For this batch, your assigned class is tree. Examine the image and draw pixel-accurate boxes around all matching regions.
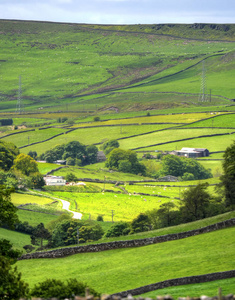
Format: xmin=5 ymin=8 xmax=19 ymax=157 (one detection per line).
xmin=105 ymin=222 xmax=130 ymax=237
xmin=31 ymin=223 xmax=51 ymax=248
xmin=13 ymin=153 xmax=39 ymax=176
xmin=65 ymin=172 xmax=78 ymax=182
xmin=102 ymin=139 xmax=120 ymax=155
xmin=28 ymin=150 xmax=37 ymax=160
xmin=180 ymin=183 xmax=211 ymax=221
xmin=29 ymin=172 xmax=45 ymax=189
xmin=106 ymin=148 xmax=146 ymax=175
xmin=0 ymin=187 xmax=29 ymax=300
xmin=0 ymin=185 xmax=18 ymax=228
xmin=161 ymin=154 xmax=212 ymax=180
xmin=86 ymin=145 xmax=98 ymax=164
xmin=30 ymin=278 xmax=99 ymax=299
xmin=0 ymin=140 xmax=19 ymax=171
xmin=130 ymin=213 xmax=152 ymax=233
xmin=220 ymin=141 xmax=235 ymax=208
xmin=0 ymin=255 xmax=29 ymax=300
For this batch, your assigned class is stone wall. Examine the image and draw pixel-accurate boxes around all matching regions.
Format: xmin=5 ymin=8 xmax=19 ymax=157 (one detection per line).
xmin=109 ymin=270 xmax=235 ymax=297
xmin=19 ymin=218 xmax=235 ymax=260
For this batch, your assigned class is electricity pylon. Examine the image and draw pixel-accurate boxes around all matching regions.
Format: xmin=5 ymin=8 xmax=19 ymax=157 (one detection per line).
xmin=198 ymin=60 xmax=208 ymax=102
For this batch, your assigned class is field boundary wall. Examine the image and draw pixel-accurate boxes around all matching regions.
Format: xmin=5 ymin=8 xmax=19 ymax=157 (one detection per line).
xmin=19 ymin=218 xmax=235 ymax=260
xmin=109 ymin=270 xmax=235 ymax=297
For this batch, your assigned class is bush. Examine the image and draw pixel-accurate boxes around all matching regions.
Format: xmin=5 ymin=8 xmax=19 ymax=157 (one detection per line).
xmin=97 ymin=215 xmax=104 ymax=222
xmin=30 ymin=278 xmax=99 ymax=299
xmin=130 ymin=213 xmax=152 ymax=234
xmin=105 ymin=222 xmax=130 ymax=237
xmin=93 ymin=116 xmax=100 ymax=122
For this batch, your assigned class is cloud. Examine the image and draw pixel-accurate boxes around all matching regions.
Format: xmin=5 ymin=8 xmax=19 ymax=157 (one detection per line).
xmin=0 ymin=0 xmax=234 ymax=24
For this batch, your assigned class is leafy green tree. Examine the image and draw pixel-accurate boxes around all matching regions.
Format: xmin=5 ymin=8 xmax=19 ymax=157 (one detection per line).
xmin=220 ymin=141 xmax=235 ymax=208
xmin=30 ymin=278 xmax=99 ymax=299
xmin=182 ymin=172 xmax=195 ymax=181
xmin=102 ymin=139 xmax=120 ymax=155
xmin=0 ymin=140 xmax=19 ymax=171
xmin=152 ymin=202 xmax=178 ymax=228
xmin=29 ymin=172 xmax=45 ymax=189
xmin=0 ymin=256 xmax=29 ymax=300
xmin=0 ymin=171 xmax=18 ymax=189
xmin=66 ymin=157 xmax=75 ymax=166
xmin=0 ymin=187 xmax=29 ymax=300
xmin=27 ymin=150 xmax=37 ymax=160
xmin=105 ymin=222 xmax=130 ymax=237
xmin=51 ymin=220 xmax=104 ymax=247
xmin=13 ymin=153 xmax=39 ymax=176
xmin=65 ymin=172 xmax=78 ymax=182
xmin=118 ymin=159 xmax=132 ymax=173
xmin=31 ymin=223 xmax=51 ymax=248
xmin=106 ymin=148 xmax=146 ymax=175
xmin=44 ymin=149 xmax=55 ymax=163
xmin=93 ymin=116 xmax=100 ymax=122
xmin=161 ymin=154 xmax=212 ymax=179
xmin=0 ymin=186 xmax=18 ymax=228
xmin=180 ymin=183 xmax=211 ymax=221
xmin=130 ymin=213 xmax=152 ymax=233
xmin=86 ymin=145 xmax=98 ymax=164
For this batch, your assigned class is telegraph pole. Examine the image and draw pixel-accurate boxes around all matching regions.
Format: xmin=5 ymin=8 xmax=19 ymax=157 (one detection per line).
xmin=111 ymin=210 xmax=115 ymax=223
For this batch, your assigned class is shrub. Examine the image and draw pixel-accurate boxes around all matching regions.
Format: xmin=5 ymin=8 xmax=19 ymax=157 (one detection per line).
xmin=93 ymin=116 xmax=100 ymax=122
xmin=30 ymin=278 xmax=99 ymax=299
xmin=105 ymin=222 xmax=130 ymax=237
xmin=97 ymin=215 xmax=104 ymax=222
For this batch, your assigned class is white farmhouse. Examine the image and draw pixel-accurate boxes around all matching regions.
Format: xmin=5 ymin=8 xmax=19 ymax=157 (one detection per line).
xmin=44 ymin=175 xmax=66 ymax=186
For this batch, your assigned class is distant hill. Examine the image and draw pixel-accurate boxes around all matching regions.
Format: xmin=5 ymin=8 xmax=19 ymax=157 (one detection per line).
xmin=0 ymin=20 xmax=234 ymax=112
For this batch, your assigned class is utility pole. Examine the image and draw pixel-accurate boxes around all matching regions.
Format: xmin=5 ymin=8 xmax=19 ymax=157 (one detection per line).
xmin=111 ymin=210 xmax=115 ymax=223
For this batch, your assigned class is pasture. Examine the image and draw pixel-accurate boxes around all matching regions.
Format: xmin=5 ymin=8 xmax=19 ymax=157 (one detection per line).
xmin=16 ymin=227 xmax=235 ymax=293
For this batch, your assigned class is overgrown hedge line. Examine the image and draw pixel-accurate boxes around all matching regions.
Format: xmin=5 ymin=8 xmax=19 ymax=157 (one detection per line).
xmin=19 ymin=218 xmax=235 ymax=260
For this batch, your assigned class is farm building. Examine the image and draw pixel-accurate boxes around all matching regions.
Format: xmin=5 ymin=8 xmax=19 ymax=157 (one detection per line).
xmin=158 ymin=175 xmax=178 ymax=182
xmin=173 ymin=147 xmax=209 ymax=158
xmin=97 ymin=151 xmax=106 ymax=162
xmin=44 ymin=175 xmax=66 ymax=186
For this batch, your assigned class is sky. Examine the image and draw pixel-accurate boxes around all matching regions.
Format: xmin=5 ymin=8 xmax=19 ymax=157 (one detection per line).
xmin=0 ymin=0 xmax=234 ymax=25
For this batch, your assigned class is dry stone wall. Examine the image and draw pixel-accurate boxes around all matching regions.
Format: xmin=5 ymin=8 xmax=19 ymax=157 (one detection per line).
xmin=19 ymin=218 xmax=235 ymax=260
xmin=109 ymin=270 xmax=235 ymax=297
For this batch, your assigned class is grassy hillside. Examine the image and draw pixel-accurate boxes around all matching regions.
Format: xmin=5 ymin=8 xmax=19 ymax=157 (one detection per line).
xmin=16 ymin=227 xmax=235 ymax=293
xmin=0 ymin=20 xmax=234 ymax=113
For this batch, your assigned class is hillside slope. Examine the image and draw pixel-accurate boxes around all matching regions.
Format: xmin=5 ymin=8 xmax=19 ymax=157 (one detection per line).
xmin=0 ymin=20 xmax=234 ymax=112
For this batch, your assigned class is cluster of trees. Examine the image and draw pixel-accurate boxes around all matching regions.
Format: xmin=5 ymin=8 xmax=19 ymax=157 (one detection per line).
xmin=0 ymin=141 xmax=45 ymax=190
xmin=106 ymin=148 xmax=146 ymax=175
xmin=157 ymin=154 xmax=213 ymax=180
xmin=0 ymin=118 xmax=13 ymax=126
xmin=40 ymin=141 xmax=98 ymax=166
xmin=101 ymin=139 xmax=120 ymax=155
xmin=51 ymin=218 xmax=104 ymax=247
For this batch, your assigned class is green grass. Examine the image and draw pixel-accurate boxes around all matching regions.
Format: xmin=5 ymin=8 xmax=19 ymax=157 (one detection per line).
xmin=0 ymin=20 xmax=234 ymax=113
xmin=16 ymin=227 xmax=235 ymax=294
xmin=17 ymin=208 xmax=61 ymax=226
xmin=181 ymin=113 xmax=235 ymax=128
xmin=140 ymin=278 xmax=235 ymax=298
xmin=41 ymin=190 xmax=175 ymax=222
xmin=11 ymin=192 xmax=54 ymax=206
xmin=0 ymin=227 xmax=31 ymax=250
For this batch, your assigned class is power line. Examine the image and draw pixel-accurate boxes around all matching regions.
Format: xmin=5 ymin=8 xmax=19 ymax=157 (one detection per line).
xmin=198 ymin=60 xmax=208 ymax=102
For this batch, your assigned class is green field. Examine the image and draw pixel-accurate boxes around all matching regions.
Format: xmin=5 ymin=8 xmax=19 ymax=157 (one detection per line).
xmin=17 ymin=227 xmax=235 ymax=293
xmin=0 ymin=20 xmax=234 ymax=113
